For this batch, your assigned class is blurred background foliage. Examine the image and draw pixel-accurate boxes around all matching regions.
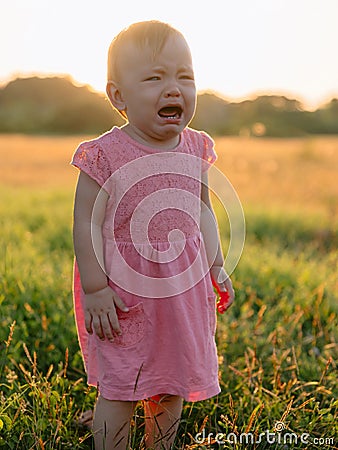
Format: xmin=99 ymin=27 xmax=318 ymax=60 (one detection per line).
xmin=0 ymin=76 xmax=337 ymax=137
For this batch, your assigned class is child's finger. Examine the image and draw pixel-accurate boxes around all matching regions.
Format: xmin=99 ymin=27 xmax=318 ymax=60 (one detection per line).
xmin=113 ymin=294 xmax=129 ymax=313
xmin=217 ymin=278 xmax=235 ymax=308
xmin=108 ymin=309 xmax=122 ymax=335
xmin=85 ymin=311 xmax=93 ymax=334
xmin=92 ymin=315 xmax=104 ymax=340
xmin=227 ymin=280 xmax=235 ymax=298
xmin=100 ymin=314 xmax=115 ymax=341
xmin=222 ymin=279 xmax=235 ymax=304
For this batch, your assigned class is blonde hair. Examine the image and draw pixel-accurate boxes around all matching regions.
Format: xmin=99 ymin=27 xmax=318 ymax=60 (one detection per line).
xmin=107 ymin=20 xmax=185 ymax=82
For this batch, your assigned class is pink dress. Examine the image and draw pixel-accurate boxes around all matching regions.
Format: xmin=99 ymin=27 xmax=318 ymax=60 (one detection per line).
xmin=71 ymin=127 xmax=220 ymax=402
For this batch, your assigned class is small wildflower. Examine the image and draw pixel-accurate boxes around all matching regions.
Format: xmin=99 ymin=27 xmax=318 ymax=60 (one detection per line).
xmin=6 ymin=369 xmax=18 ymax=384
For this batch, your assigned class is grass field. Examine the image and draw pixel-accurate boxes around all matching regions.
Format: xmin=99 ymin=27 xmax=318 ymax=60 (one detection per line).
xmin=0 ymin=133 xmax=337 ymax=449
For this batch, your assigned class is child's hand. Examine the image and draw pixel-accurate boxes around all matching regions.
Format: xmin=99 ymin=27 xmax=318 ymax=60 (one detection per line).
xmin=84 ymin=286 xmax=129 ymax=341
xmin=210 ymin=266 xmax=235 ymax=312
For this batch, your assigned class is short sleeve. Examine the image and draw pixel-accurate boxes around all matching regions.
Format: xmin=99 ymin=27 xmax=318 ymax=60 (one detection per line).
xmin=71 ymin=140 xmax=111 ymax=187
xmin=200 ymin=131 xmax=217 ymax=172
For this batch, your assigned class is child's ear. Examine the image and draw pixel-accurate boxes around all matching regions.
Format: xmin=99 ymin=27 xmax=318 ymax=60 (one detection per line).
xmin=106 ymin=81 xmax=126 ymax=112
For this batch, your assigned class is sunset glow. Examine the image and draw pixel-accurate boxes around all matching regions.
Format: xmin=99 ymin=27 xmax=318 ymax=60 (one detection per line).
xmin=1 ymin=0 xmax=338 ymax=109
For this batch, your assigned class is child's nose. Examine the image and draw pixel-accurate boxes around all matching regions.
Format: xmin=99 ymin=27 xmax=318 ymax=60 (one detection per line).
xmin=164 ymin=84 xmax=181 ymax=97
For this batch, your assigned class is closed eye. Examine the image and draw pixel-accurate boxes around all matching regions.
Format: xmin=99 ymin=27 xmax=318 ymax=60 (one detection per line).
xmin=179 ymin=74 xmax=195 ymax=81
xmin=144 ymin=76 xmax=161 ymax=81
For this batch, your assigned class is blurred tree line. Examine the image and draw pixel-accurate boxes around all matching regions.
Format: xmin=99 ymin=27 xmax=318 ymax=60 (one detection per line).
xmin=0 ymin=76 xmax=337 ymax=137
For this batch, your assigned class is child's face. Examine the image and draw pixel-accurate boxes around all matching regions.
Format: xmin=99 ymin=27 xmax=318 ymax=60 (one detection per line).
xmin=110 ymin=34 xmax=196 ymax=148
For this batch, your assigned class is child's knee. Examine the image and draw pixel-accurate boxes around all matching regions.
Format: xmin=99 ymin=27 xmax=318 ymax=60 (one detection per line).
xmin=148 ymin=394 xmax=181 ymax=404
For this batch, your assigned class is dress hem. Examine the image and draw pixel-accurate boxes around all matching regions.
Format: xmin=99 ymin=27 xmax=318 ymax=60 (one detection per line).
xmin=88 ymin=378 xmax=221 ymax=403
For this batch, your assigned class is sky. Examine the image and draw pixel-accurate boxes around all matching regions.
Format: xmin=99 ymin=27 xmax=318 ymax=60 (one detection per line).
xmin=1 ymin=0 xmax=338 ymax=110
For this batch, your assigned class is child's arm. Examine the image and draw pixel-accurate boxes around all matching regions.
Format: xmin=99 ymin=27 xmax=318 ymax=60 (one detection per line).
xmin=200 ymin=171 xmax=235 ymax=309
xmin=73 ymin=172 xmax=128 ymax=341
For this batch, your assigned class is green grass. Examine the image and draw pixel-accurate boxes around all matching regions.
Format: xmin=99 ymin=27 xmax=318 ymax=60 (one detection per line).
xmin=0 ymin=179 xmax=337 ymax=448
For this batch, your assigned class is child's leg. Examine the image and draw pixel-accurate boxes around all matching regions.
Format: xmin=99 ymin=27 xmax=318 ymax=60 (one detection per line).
xmin=93 ymin=395 xmax=136 ymax=450
xmin=144 ymin=394 xmax=183 ymax=449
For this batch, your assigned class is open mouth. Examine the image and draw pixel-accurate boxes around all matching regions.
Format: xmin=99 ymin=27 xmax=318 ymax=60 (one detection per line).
xmin=158 ymin=106 xmax=183 ymax=120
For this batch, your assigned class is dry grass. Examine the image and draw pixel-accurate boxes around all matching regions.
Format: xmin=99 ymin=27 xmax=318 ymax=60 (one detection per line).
xmin=0 ymin=134 xmax=88 ymax=188
xmin=214 ymin=135 xmax=338 ymax=215
xmin=1 ymin=133 xmax=337 ymax=215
